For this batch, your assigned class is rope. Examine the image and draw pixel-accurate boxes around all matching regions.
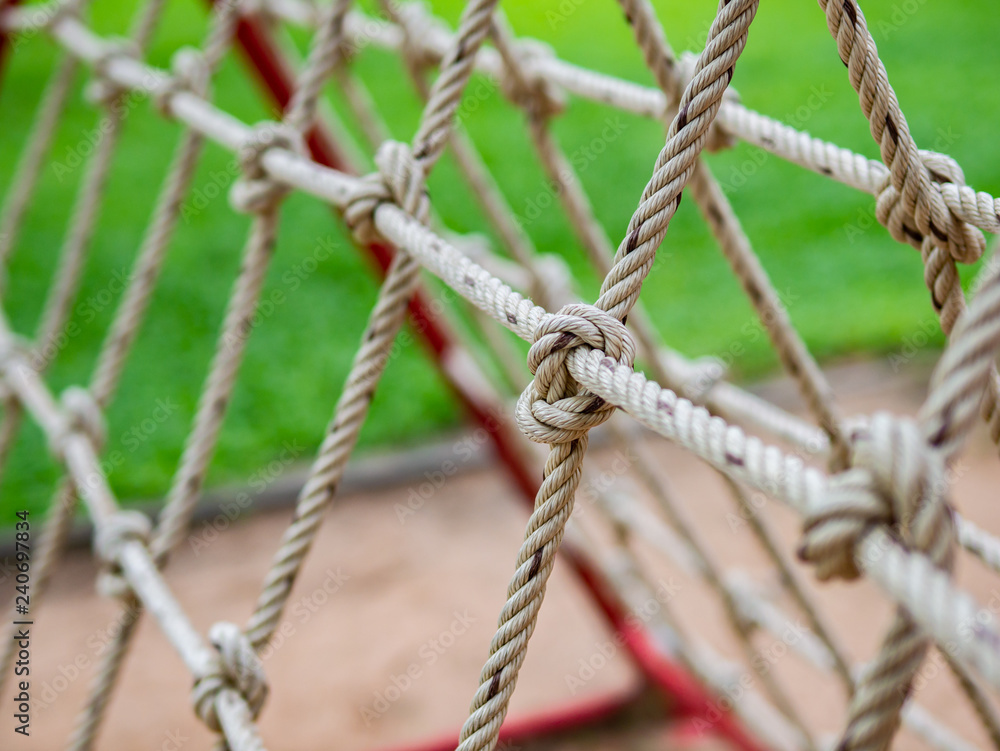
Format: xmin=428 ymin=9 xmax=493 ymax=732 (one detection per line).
xmin=247 ymin=0 xmax=498 ymax=654
xmin=458 ymin=3 xmax=760 ymax=748
xmin=4 ymin=0 xmax=1000 ymax=749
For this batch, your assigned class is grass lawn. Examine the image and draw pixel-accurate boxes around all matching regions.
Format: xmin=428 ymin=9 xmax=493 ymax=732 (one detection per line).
xmin=1 ymin=0 xmax=998 ymax=520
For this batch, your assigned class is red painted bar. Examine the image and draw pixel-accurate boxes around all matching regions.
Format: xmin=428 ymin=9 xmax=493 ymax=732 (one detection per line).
xmin=223 ymin=13 xmax=767 ymax=751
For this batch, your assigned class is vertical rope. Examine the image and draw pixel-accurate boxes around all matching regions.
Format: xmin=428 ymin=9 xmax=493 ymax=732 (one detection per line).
xmin=245 ymin=0 xmax=505 ymax=651
xmin=458 ymin=3 xmax=759 ymax=749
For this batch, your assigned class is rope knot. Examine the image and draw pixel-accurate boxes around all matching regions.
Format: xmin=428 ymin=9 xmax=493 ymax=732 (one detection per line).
xmin=675 ymin=51 xmax=738 ymax=152
xmin=84 ymin=37 xmax=139 ymax=107
xmin=154 ymin=47 xmax=211 ymax=118
xmin=229 ymin=122 xmax=306 ymax=214
xmin=344 ymin=140 xmax=430 ymax=244
xmin=93 ymin=510 xmax=151 ymax=599
xmin=515 ymin=304 xmax=635 ymax=444
xmin=53 ymin=386 xmax=107 ymax=458
xmin=875 ymin=149 xmax=985 ymax=264
xmin=798 ymin=412 xmax=954 ymax=581
xmin=500 ymin=40 xmax=566 ymax=120
xmin=192 ymin=622 xmax=269 ymax=731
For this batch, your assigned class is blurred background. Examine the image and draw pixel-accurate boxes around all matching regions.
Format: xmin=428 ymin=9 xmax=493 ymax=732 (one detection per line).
xmin=3 ymin=1 xmax=1000 ymax=749
xmin=3 ymin=0 xmax=999 ymax=515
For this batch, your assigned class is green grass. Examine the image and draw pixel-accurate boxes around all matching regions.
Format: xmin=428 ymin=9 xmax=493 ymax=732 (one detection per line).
xmin=1 ymin=0 xmax=998 ymax=519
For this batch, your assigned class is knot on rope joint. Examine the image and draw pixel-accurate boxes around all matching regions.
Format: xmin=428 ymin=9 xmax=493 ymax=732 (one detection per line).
xmin=53 ymin=386 xmax=108 ymax=458
xmin=154 ymin=47 xmax=212 ymax=118
xmin=85 ymin=37 xmax=140 ymax=108
xmin=515 ymin=303 xmax=635 ymax=445
xmin=875 ymin=148 xmax=985 ymax=264
xmin=229 ymin=122 xmax=307 ymax=214
xmin=500 ymin=39 xmax=566 ymax=120
xmin=797 ymin=412 xmax=955 ymax=581
xmin=193 ymin=622 xmax=269 ymax=732
xmin=344 ymin=140 xmax=430 ymax=244
xmin=93 ymin=510 xmax=151 ymax=599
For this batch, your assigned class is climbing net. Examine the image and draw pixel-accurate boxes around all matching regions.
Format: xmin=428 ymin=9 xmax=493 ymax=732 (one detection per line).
xmin=2 ymin=0 xmax=1000 ymax=748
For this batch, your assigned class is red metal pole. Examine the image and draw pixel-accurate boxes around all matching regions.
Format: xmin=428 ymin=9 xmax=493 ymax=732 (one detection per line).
xmin=0 ymin=0 xmax=22 ymax=97
xmin=222 ymin=12 xmax=768 ymax=751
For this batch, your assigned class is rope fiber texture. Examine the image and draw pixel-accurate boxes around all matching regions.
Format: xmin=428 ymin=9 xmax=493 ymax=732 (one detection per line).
xmin=3 ymin=0 xmax=1000 ymax=750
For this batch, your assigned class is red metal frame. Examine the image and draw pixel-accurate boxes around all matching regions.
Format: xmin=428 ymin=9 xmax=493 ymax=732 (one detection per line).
xmin=225 ymin=14 xmax=767 ymax=751
xmin=0 ymin=8 xmax=767 ymax=750
xmin=0 ymin=0 xmax=21 ymax=97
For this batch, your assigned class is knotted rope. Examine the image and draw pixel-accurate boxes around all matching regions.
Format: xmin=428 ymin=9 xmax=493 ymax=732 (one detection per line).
xmin=53 ymin=386 xmax=107 ymax=458
xmin=193 ymin=622 xmax=269 ymax=732
xmin=818 ymin=0 xmax=985 ymax=271
xmin=229 ymin=122 xmax=308 ymax=215
xmin=495 ymin=36 xmax=565 ymax=121
xmin=84 ymin=37 xmax=139 ymax=107
xmin=8 ymin=0 xmax=1000 ymax=748
xmin=799 ymin=413 xmax=955 ymax=751
xmin=515 ymin=303 xmax=635 ymax=444
xmin=344 ymin=139 xmax=431 ymax=244
xmin=154 ymin=46 xmax=211 ymax=117
xmin=459 ymin=3 xmax=760 ymax=749
xmin=93 ymin=510 xmax=151 ymax=599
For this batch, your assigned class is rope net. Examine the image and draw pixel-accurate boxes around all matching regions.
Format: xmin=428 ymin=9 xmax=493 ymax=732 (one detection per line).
xmin=1 ymin=0 xmax=1000 ymax=749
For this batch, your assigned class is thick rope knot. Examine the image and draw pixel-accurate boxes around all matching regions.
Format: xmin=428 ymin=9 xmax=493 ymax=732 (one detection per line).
xmin=500 ymin=40 xmax=566 ymax=120
xmin=343 ymin=140 xmax=431 ymax=244
xmin=515 ymin=304 xmax=635 ymax=444
xmin=798 ymin=412 xmax=955 ymax=581
xmin=53 ymin=386 xmax=107 ymax=458
xmin=192 ymin=622 xmax=269 ymax=732
xmin=84 ymin=37 xmax=139 ymax=107
xmin=154 ymin=47 xmax=211 ymax=118
xmin=93 ymin=510 xmax=151 ymax=599
xmin=675 ymin=51 xmax=738 ymax=153
xmin=875 ymin=149 xmax=985 ymax=264
xmin=229 ymin=122 xmax=307 ymax=214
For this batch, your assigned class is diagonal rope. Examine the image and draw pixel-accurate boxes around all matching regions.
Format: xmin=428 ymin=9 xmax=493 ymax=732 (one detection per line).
xmin=5 ymin=2 xmax=1000 ymax=748
xmin=245 ymin=0 xmax=506 ymax=653
xmin=458 ymin=3 xmax=760 ymax=748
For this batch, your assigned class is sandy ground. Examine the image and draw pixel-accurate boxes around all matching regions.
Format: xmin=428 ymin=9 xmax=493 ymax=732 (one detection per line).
xmin=3 ymin=357 xmax=1000 ymax=751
